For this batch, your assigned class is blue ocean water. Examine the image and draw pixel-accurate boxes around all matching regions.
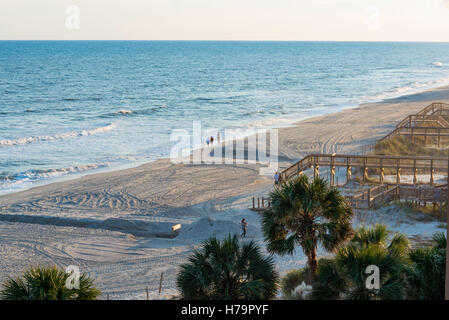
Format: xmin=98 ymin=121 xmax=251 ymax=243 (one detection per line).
xmin=1 ymin=41 xmax=449 ymax=194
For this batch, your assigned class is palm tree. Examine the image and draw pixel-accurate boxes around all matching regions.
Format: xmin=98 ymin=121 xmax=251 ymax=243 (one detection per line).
xmin=177 ymin=234 xmax=279 ymax=300
xmin=1 ymin=265 xmax=100 ymax=300
xmin=262 ymin=174 xmax=353 ymax=280
xmin=312 ymin=224 xmax=410 ymax=300
xmin=406 ymin=232 xmax=446 ymax=300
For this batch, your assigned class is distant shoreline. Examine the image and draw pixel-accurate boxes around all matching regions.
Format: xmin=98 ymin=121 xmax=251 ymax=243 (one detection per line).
xmin=3 ymin=83 xmax=449 ymax=198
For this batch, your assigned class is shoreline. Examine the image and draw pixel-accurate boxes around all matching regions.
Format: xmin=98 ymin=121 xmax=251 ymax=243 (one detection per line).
xmin=4 ymin=81 xmax=449 ymax=197
xmin=2 ymin=84 xmax=449 ymax=206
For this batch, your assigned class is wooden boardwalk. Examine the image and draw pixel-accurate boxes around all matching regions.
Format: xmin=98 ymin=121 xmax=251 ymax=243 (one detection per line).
xmin=375 ymin=102 xmax=449 ymax=146
xmin=251 ymin=103 xmax=449 ymax=212
xmin=281 ymin=153 xmax=448 ymax=186
xmin=378 ymin=126 xmax=449 ymax=146
xmin=348 ymin=184 xmax=447 ymax=209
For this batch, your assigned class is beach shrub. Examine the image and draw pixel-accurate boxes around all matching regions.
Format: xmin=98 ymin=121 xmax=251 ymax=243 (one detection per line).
xmin=280 ymin=267 xmax=310 ymax=299
xmin=405 ymin=232 xmax=446 ymax=300
xmin=262 ymin=175 xmax=354 ymax=281
xmin=176 ymin=234 xmax=279 ymax=300
xmin=311 ymin=224 xmax=410 ymax=300
xmin=0 ymin=265 xmax=100 ymax=300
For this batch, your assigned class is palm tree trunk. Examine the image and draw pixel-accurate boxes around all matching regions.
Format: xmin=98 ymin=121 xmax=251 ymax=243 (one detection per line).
xmin=307 ymin=247 xmax=318 ymax=282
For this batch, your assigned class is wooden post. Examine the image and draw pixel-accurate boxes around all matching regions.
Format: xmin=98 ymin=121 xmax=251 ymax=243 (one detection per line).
xmin=346 ymin=157 xmax=351 ymax=184
xmin=379 ymin=159 xmax=383 ymax=184
xmin=107 ymin=293 xmax=109 ymax=300
xmin=396 ymin=160 xmax=400 ymax=185
xmin=159 ymin=272 xmax=164 ymax=294
xmin=257 ymin=198 xmax=260 ymax=208
xmin=367 ymin=188 xmax=371 ymax=208
xmin=430 ymin=160 xmax=434 ymax=186
xmin=380 ymin=168 xmax=384 ymax=184
xmin=330 ymin=155 xmax=335 ymax=186
xmin=364 ymin=167 xmax=368 ymax=183
xmin=146 ymin=286 xmax=149 ymax=300
xmin=362 ymin=158 xmax=367 ymax=184
xmin=252 ymin=197 xmax=255 ymax=209
xmin=413 ymin=159 xmax=417 ymax=185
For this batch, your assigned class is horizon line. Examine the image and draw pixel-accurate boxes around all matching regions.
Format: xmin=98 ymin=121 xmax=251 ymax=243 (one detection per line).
xmin=1 ymin=39 xmax=449 ymax=43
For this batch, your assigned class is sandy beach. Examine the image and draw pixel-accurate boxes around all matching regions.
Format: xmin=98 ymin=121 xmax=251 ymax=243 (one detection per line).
xmin=1 ymin=85 xmax=449 ymax=299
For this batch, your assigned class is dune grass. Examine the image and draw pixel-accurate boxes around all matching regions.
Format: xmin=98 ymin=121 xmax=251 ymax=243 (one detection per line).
xmin=390 ymin=200 xmax=446 ymax=222
xmin=375 ymin=136 xmax=449 ymax=157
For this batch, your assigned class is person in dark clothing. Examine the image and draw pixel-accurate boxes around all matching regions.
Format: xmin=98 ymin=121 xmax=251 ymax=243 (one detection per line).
xmin=241 ymin=218 xmax=248 ymax=238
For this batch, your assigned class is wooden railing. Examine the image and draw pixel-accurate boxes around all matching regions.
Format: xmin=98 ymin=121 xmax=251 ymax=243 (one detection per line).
xmin=377 ymin=126 xmax=449 ymax=146
xmin=395 ymin=102 xmax=449 ymax=128
xmin=347 ymin=184 xmax=447 ymax=209
xmin=395 ymin=114 xmax=449 ymax=129
xmin=250 ymin=197 xmax=271 ymax=212
xmin=416 ymin=102 xmax=449 ymax=116
xmin=347 ymin=184 xmax=399 ymax=209
xmin=281 ymin=153 xmax=448 ymax=183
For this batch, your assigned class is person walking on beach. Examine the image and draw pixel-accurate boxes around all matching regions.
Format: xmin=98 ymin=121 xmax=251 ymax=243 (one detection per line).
xmin=241 ymin=218 xmax=247 ymax=238
xmin=274 ymin=171 xmax=280 ymax=188
xmin=206 ymin=136 xmax=210 ymax=147
xmin=210 ymin=136 xmax=214 ymax=145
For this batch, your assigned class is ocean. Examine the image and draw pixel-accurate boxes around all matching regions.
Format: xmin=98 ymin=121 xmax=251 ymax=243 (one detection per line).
xmin=1 ymin=41 xmax=449 ymax=194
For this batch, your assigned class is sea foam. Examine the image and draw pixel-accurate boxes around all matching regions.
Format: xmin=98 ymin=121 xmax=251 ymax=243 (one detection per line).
xmin=0 ymin=123 xmax=117 ymax=147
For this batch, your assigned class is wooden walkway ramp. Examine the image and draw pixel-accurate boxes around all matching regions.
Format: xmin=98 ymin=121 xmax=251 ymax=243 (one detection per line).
xmin=349 ymin=184 xmax=447 ymax=209
xmin=375 ymin=102 xmax=449 ymax=146
xmin=415 ymin=102 xmax=449 ymax=116
xmin=250 ymin=103 xmax=449 ymax=212
xmin=281 ymin=153 xmax=448 ymax=185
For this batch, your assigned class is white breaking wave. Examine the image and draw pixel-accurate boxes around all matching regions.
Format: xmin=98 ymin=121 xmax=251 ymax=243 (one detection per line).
xmin=0 ymin=123 xmax=117 ymax=147
xmin=245 ymin=117 xmax=295 ymax=129
xmin=361 ymin=77 xmax=449 ymax=103
xmin=0 ymin=162 xmax=113 ymax=194
xmin=116 ymin=109 xmax=133 ymax=115
xmin=432 ymin=61 xmax=443 ymax=67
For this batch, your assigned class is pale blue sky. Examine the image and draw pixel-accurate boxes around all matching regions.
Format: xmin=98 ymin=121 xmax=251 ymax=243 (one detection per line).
xmin=1 ymin=0 xmax=449 ymax=41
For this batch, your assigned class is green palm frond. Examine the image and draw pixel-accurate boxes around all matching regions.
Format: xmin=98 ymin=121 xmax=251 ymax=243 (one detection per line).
xmin=1 ymin=265 xmax=100 ymax=300
xmin=351 ymin=224 xmax=389 ymax=247
xmin=312 ymin=224 xmax=410 ymax=300
xmin=432 ymin=232 xmax=446 ymax=249
xmin=262 ymin=174 xmax=354 ymax=278
xmin=406 ymin=234 xmax=446 ymax=300
xmin=0 ymin=277 xmax=31 ymax=300
xmin=177 ymin=234 xmax=279 ymax=300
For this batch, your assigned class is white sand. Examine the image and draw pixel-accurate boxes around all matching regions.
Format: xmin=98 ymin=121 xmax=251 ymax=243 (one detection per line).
xmin=1 ymin=86 xmax=449 ymax=299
